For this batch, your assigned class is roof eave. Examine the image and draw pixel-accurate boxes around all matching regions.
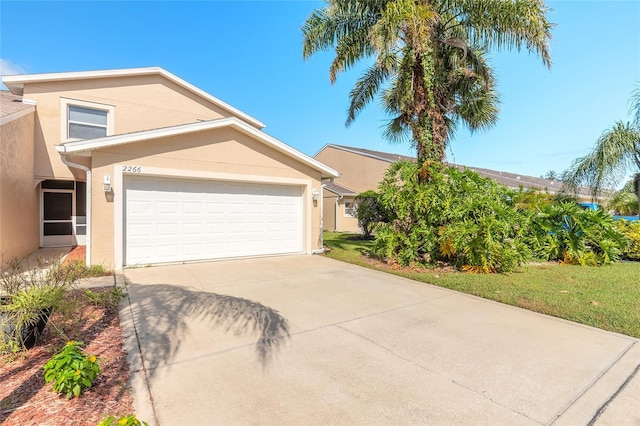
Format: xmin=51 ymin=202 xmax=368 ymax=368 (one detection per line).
xmin=56 ymin=118 xmax=340 ymax=179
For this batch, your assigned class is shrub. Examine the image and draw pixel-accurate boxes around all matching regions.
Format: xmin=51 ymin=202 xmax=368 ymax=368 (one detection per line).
xmin=83 ymin=286 xmax=127 ymax=310
xmin=1 ymin=257 xmax=78 ymax=352
xmin=354 ymin=190 xmax=389 ymax=238
xmin=528 ymin=202 xmax=626 ymax=265
xmin=615 ymin=219 xmax=640 ymax=260
xmin=373 ymin=162 xmax=532 ymax=273
xmin=98 ymin=414 xmax=148 ymax=426
xmin=43 ymin=340 xmax=101 ymax=398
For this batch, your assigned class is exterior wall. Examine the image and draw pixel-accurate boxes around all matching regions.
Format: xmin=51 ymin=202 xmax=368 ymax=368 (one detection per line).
xmin=89 ymin=127 xmax=324 ymax=268
xmin=22 ymin=74 xmax=241 ymax=181
xmin=0 ymin=112 xmax=39 ymax=260
xmin=336 ymin=196 xmax=360 ymax=233
xmin=321 ymin=190 xmax=360 ymax=233
xmin=315 ymin=146 xmax=392 ymax=193
xmin=322 ymin=189 xmax=338 ymax=232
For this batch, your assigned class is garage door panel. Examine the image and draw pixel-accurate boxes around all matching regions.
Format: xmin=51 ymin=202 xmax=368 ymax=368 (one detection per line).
xmin=157 ymin=223 xmax=178 ymax=236
xmin=125 ymin=176 xmax=303 ymax=265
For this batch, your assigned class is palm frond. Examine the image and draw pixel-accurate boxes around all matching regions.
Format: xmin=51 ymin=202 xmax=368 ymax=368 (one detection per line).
xmin=451 ymin=0 xmax=554 ymax=69
xmin=347 ymin=63 xmax=391 ymax=126
xmin=563 ymin=121 xmax=640 ymax=195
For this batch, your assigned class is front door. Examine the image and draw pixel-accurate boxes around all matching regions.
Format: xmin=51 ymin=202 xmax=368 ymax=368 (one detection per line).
xmin=41 ymin=189 xmax=76 ymax=247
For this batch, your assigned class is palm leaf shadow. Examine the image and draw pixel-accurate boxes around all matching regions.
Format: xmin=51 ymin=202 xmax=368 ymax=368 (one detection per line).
xmin=127 ymin=284 xmax=290 ymax=377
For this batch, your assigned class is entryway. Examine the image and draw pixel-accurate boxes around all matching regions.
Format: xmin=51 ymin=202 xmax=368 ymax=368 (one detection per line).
xmin=40 ymin=180 xmax=86 ymax=247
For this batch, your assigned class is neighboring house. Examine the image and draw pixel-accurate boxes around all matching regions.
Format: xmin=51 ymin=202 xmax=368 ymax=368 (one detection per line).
xmin=0 ymin=67 xmax=338 ymax=268
xmin=314 ymin=144 xmax=595 ymax=232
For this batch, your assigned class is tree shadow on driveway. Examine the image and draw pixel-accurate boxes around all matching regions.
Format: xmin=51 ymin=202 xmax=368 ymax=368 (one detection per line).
xmin=125 ymin=284 xmax=290 ymax=377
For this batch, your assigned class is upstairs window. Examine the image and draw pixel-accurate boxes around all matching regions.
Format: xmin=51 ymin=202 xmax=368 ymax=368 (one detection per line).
xmin=61 ymin=98 xmax=114 ymax=142
xmin=68 ymin=105 xmax=108 ymax=139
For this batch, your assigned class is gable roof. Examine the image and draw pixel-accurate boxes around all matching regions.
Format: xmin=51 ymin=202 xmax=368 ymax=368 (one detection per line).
xmin=324 ymin=182 xmax=359 ymax=197
xmin=317 ymin=144 xmax=594 ymax=198
xmin=1 ymin=67 xmax=265 ymax=129
xmin=55 ymin=117 xmax=339 ymax=179
xmin=318 ymin=144 xmax=415 ymax=163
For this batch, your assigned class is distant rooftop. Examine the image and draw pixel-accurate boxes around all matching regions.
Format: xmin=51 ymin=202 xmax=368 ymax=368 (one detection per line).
xmin=323 ymin=144 xmax=596 ymax=199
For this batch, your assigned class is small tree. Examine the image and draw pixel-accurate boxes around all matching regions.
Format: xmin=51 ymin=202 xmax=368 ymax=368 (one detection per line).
xmin=355 ymin=191 xmax=387 ymax=239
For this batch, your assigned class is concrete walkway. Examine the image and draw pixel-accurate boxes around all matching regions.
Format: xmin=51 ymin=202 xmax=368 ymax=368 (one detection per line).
xmin=119 ymin=255 xmax=639 ymax=426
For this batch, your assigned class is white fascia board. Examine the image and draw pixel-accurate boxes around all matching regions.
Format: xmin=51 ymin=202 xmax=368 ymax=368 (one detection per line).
xmin=2 ymin=67 xmax=265 ymax=129
xmin=56 ymin=118 xmax=340 ymax=179
xmin=0 ymin=105 xmax=35 ymax=126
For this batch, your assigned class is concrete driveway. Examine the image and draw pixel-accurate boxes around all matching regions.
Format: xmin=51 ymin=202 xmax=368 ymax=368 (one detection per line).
xmin=120 ymin=255 xmax=639 ymax=425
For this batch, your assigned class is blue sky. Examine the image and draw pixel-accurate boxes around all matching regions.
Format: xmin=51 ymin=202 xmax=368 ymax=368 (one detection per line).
xmin=1 ymin=1 xmax=638 ymax=180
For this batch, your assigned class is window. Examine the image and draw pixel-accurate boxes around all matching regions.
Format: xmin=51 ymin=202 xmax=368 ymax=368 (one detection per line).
xmin=68 ymin=105 xmax=108 ymax=139
xmin=60 ymin=98 xmax=115 ymax=142
xmin=344 ymin=201 xmax=356 ymax=217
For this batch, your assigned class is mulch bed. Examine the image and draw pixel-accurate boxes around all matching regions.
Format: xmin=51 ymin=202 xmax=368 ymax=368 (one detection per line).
xmin=0 ymin=287 xmax=135 ymax=425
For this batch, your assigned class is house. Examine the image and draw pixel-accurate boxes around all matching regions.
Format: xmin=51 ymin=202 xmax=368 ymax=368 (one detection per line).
xmin=314 ymin=144 xmax=595 ymax=232
xmin=0 ymin=67 xmax=338 ymax=268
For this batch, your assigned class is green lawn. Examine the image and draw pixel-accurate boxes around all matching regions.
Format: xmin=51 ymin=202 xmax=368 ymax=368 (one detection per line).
xmin=322 ymin=232 xmax=640 ymax=338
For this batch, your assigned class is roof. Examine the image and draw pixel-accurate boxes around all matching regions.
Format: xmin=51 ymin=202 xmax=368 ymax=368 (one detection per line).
xmin=55 ymin=117 xmax=340 ymax=179
xmin=0 ymin=90 xmax=34 ymax=125
xmin=319 ymin=144 xmax=416 ymax=163
xmin=323 ymin=182 xmax=359 ymax=197
xmin=318 ymin=144 xmax=594 ymax=198
xmin=1 ymin=67 xmax=265 ymax=129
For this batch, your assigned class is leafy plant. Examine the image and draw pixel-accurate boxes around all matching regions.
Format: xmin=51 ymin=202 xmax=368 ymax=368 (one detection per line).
xmin=373 ymin=161 xmax=532 ymax=272
xmin=98 ymin=414 xmax=149 ymax=426
xmin=354 ymin=190 xmax=389 ymax=238
xmin=615 ymin=219 xmax=640 ymax=260
xmin=62 ymin=259 xmax=113 ymax=279
xmin=0 ymin=257 xmax=80 ymax=352
xmin=528 ymin=202 xmax=626 ymax=265
xmin=83 ymin=286 xmax=127 ymax=310
xmin=43 ymin=340 xmax=101 ymax=398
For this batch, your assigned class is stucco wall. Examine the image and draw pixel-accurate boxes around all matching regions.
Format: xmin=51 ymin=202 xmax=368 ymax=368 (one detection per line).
xmin=0 ymin=112 xmax=39 ymax=261
xmin=89 ymin=127 xmax=323 ymax=267
xmin=322 ymin=190 xmax=337 ymax=232
xmin=321 ymin=190 xmax=360 ymax=233
xmin=315 ymin=146 xmax=392 ymax=193
xmin=22 ymin=74 xmax=245 ymax=181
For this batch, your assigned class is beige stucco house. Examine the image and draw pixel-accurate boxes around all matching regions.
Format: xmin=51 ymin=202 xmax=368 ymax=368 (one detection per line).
xmin=0 ymin=67 xmax=338 ymax=268
xmin=314 ymin=144 xmax=594 ymax=233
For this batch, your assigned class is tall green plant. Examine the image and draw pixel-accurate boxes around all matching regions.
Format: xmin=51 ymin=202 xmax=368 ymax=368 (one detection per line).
xmin=564 ymin=84 xmax=640 ymax=217
xmin=302 ymin=0 xmax=553 ymax=164
xmin=528 ymin=202 xmax=626 ymax=265
xmin=354 ymin=190 xmax=388 ymax=238
xmin=373 ymin=161 xmax=531 ymax=272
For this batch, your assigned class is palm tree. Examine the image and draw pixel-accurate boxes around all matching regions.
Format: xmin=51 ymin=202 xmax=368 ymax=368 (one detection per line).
xmin=302 ymin=0 xmax=553 ymax=165
xmin=564 ymin=85 xmax=640 ymax=218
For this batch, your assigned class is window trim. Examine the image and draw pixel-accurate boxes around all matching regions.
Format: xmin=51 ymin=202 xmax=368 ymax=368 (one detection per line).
xmin=344 ymin=200 xmax=356 ymax=217
xmin=60 ymin=98 xmax=115 ymax=142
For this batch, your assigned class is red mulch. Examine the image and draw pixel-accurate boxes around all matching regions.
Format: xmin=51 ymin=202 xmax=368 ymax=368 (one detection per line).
xmin=0 ymin=289 xmax=135 ymax=425
xmin=63 ymin=246 xmax=86 ymax=265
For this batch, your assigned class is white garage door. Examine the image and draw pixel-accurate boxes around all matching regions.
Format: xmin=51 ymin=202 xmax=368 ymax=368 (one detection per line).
xmin=124 ymin=176 xmax=303 ymax=266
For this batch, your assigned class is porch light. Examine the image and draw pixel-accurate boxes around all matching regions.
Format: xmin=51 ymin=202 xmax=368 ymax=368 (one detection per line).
xmin=103 ymin=175 xmax=111 ymax=192
xmin=312 ymin=188 xmax=319 ymax=201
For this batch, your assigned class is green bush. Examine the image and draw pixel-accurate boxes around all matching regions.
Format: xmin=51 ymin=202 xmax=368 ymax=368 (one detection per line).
xmin=373 ymin=162 xmax=532 ymax=273
xmin=370 ymin=162 xmax=627 ymax=272
xmin=83 ymin=286 xmax=127 ymax=310
xmin=98 ymin=414 xmax=148 ymax=426
xmin=615 ymin=220 xmax=640 ymax=260
xmin=528 ymin=202 xmax=626 ymax=265
xmin=43 ymin=340 xmax=101 ymax=398
xmin=354 ymin=190 xmax=389 ymax=238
